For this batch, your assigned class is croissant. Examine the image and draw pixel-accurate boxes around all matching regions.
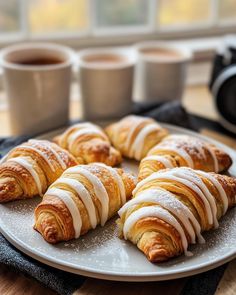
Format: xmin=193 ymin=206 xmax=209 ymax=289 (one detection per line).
xmin=34 ymin=163 xmax=137 ymax=243
xmin=54 ymin=122 xmax=122 ymax=166
xmin=139 ymin=134 xmax=232 ymax=180
xmin=0 ymin=140 xmax=78 ymax=203
xmin=105 ymin=115 xmax=168 ymax=161
xmin=118 ymin=167 xmax=236 ymax=262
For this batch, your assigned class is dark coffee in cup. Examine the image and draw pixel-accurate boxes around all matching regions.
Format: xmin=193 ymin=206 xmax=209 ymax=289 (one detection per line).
xmin=134 ymin=42 xmax=192 ymax=104
xmin=78 ymin=48 xmax=135 ymax=120
xmin=0 ymin=43 xmax=75 ymax=135
xmin=140 ymin=47 xmax=184 ymax=62
xmin=83 ymin=53 xmax=127 ymax=65
xmin=15 ymin=57 xmax=64 ymax=66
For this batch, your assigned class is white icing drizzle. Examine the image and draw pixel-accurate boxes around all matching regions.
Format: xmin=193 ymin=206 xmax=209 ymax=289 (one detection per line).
xmin=130 ymin=124 xmax=161 ymax=160
xmin=68 ymin=127 xmax=108 ymax=150
xmin=59 ymin=122 xmax=95 ymax=142
xmin=133 ymin=170 xmax=214 ymax=225
xmin=163 ymin=135 xmax=207 ymax=160
xmin=123 ymin=205 xmax=192 ymax=256
xmin=192 ymin=140 xmax=207 ymax=159
xmin=196 ymin=170 xmax=228 ymax=214
xmin=94 ymin=163 xmax=126 ymax=206
xmin=114 ymin=121 xmax=121 ymax=146
xmin=152 ymin=146 xmax=194 ymax=168
xmin=172 ymin=168 xmax=219 ymax=228
xmin=119 ymin=188 xmax=205 ymax=244
xmin=165 ymin=135 xmax=189 ymax=140
xmin=204 ymin=145 xmax=219 ymax=172
xmin=69 ymin=122 xmax=98 ymax=131
xmin=18 ymin=145 xmax=55 ymax=172
xmin=54 ymin=177 xmax=97 ymax=229
xmin=8 ymin=157 xmax=42 ymax=196
xmin=142 ymin=155 xmax=174 ymax=169
xmin=154 ymin=135 xmax=220 ymax=172
xmin=66 ymin=166 xmax=109 ymax=226
xmin=125 ymin=117 xmax=144 ymax=156
xmin=0 ymin=153 xmax=9 ymax=164
xmin=47 ymin=187 xmax=82 ymax=238
xmin=29 ymin=140 xmax=67 ymax=170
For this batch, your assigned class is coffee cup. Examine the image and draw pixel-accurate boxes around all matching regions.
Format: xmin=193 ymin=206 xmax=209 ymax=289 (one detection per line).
xmin=134 ymin=41 xmax=192 ymax=103
xmin=78 ymin=48 xmax=135 ymax=120
xmin=0 ymin=43 xmax=75 ymax=135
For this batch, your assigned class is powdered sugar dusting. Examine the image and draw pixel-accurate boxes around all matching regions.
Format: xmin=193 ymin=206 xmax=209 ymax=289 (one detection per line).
xmin=0 ymin=192 xmax=235 ymax=275
xmin=0 ymin=125 xmax=235 ymax=279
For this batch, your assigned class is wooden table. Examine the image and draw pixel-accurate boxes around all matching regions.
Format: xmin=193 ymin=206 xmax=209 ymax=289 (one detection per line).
xmin=0 ymin=85 xmax=235 ymax=295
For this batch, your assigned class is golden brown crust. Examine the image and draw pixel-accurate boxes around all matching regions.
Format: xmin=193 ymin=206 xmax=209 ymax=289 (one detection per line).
xmin=137 ymin=223 xmax=183 ymax=262
xmin=0 ymin=157 xmax=48 ymax=202
xmin=209 ymin=145 xmax=232 ymax=172
xmin=118 ymin=167 xmax=236 ymax=262
xmin=54 ymin=123 xmax=122 ymax=166
xmin=34 ymin=164 xmax=137 ymax=243
xmin=34 ymin=195 xmax=76 ymax=243
xmin=138 ymin=135 xmax=232 ymax=180
xmin=0 ymin=140 xmax=78 ymax=203
xmin=105 ymin=115 xmax=168 ymax=160
xmin=213 ymin=173 xmax=236 ymax=208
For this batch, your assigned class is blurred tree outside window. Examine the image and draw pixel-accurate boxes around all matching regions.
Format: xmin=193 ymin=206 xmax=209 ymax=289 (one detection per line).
xmin=219 ymin=0 xmax=236 ymax=20
xmin=0 ymin=0 xmax=20 ymax=33
xmin=29 ymin=0 xmax=88 ymax=34
xmin=95 ymin=0 xmax=149 ymax=27
xmin=158 ymin=0 xmax=212 ymax=26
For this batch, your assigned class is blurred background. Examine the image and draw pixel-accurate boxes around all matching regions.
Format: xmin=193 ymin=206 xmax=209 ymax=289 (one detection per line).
xmin=1 ymin=0 xmax=235 ymax=41
xmin=0 ymin=0 xmax=236 ymax=134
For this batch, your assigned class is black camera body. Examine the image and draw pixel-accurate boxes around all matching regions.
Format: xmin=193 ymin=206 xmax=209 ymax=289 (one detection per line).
xmin=210 ymin=40 xmax=236 ymax=133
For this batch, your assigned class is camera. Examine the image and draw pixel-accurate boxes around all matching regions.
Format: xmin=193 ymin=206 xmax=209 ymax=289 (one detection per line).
xmin=210 ymin=36 xmax=236 ymax=133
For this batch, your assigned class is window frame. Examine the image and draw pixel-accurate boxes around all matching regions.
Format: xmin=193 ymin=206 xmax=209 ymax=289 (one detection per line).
xmin=0 ymin=0 xmax=236 ymax=49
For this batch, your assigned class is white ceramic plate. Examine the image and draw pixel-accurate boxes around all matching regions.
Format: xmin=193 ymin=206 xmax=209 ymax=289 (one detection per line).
xmin=0 ymin=124 xmax=235 ymax=281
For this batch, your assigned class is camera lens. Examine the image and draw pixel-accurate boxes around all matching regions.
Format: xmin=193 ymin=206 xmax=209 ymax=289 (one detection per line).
xmin=216 ymin=76 xmax=236 ymax=125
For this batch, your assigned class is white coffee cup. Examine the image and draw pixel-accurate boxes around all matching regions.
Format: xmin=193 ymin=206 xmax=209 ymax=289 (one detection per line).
xmin=0 ymin=43 xmax=75 ymax=135
xmin=134 ymin=41 xmax=192 ymax=103
xmin=78 ymin=48 xmax=135 ymax=120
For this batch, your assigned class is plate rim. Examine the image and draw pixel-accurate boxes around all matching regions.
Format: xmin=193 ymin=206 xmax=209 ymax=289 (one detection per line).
xmin=0 ymin=219 xmax=235 ymax=282
xmin=0 ymin=122 xmax=236 ymax=281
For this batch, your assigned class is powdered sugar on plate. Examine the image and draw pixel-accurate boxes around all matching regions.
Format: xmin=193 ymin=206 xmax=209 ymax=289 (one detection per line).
xmin=0 ymin=124 xmax=235 ymax=281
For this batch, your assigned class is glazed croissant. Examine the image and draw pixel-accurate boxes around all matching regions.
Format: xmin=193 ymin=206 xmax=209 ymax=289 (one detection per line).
xmin=139 ymin=134 xmax=232 ymax=180
xmin=54 ymin=122 xmax=122 ymax=166
xmin=0 ymin=140 xmax=77 ymax=203
xmin=118 ymin=167 xmax=236 ymax=262
xmin=105 ymin=115 xmax=168 ymax=161
xmin=34 ymin=163 xmax=136 ymax=243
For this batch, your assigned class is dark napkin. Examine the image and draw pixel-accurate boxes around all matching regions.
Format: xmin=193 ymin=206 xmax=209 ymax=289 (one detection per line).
xmin=0 ymin=235 xmax=85 ymax=295
xmin=133 ymin=101 xmax=193 ymax=129
xmin=0 ymin=101 xmax=228 ymax=295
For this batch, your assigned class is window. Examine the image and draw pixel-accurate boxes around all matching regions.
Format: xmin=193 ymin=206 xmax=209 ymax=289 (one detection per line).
xmin=29 ymin=0 xmax=89 ymax=35
xmin=0 ymin=1 xmax=21 ymax=34
xmin=95 ymin=0 xmax=149 ymax=28
xmin=0 ymin=0 xmax=235 ymax=44
xmin=219 ymin=0 xmax=236 ymax=21
xmin=158 ymin=0 xmax=212 ymax=27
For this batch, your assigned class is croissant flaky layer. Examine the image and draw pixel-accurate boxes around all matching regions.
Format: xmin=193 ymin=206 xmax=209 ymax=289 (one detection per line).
xmin=0 ymin=140 xmax=77 ymax=202
xmin=138 ymin=134 xmax=232 ymax=180
xmin=54 ymin=122 xmax=122 ymax=166
xmin=105 ymin=115 xmax=168 ymax=161
xmin=34 ymin=163 xmax=137 ymax=244
xmin=118 ymin=167 xmax=236 ymax=262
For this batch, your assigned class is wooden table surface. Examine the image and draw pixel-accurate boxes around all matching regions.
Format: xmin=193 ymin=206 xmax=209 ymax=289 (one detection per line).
xmin=0 ymin=85 xmax=235 ymax=295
